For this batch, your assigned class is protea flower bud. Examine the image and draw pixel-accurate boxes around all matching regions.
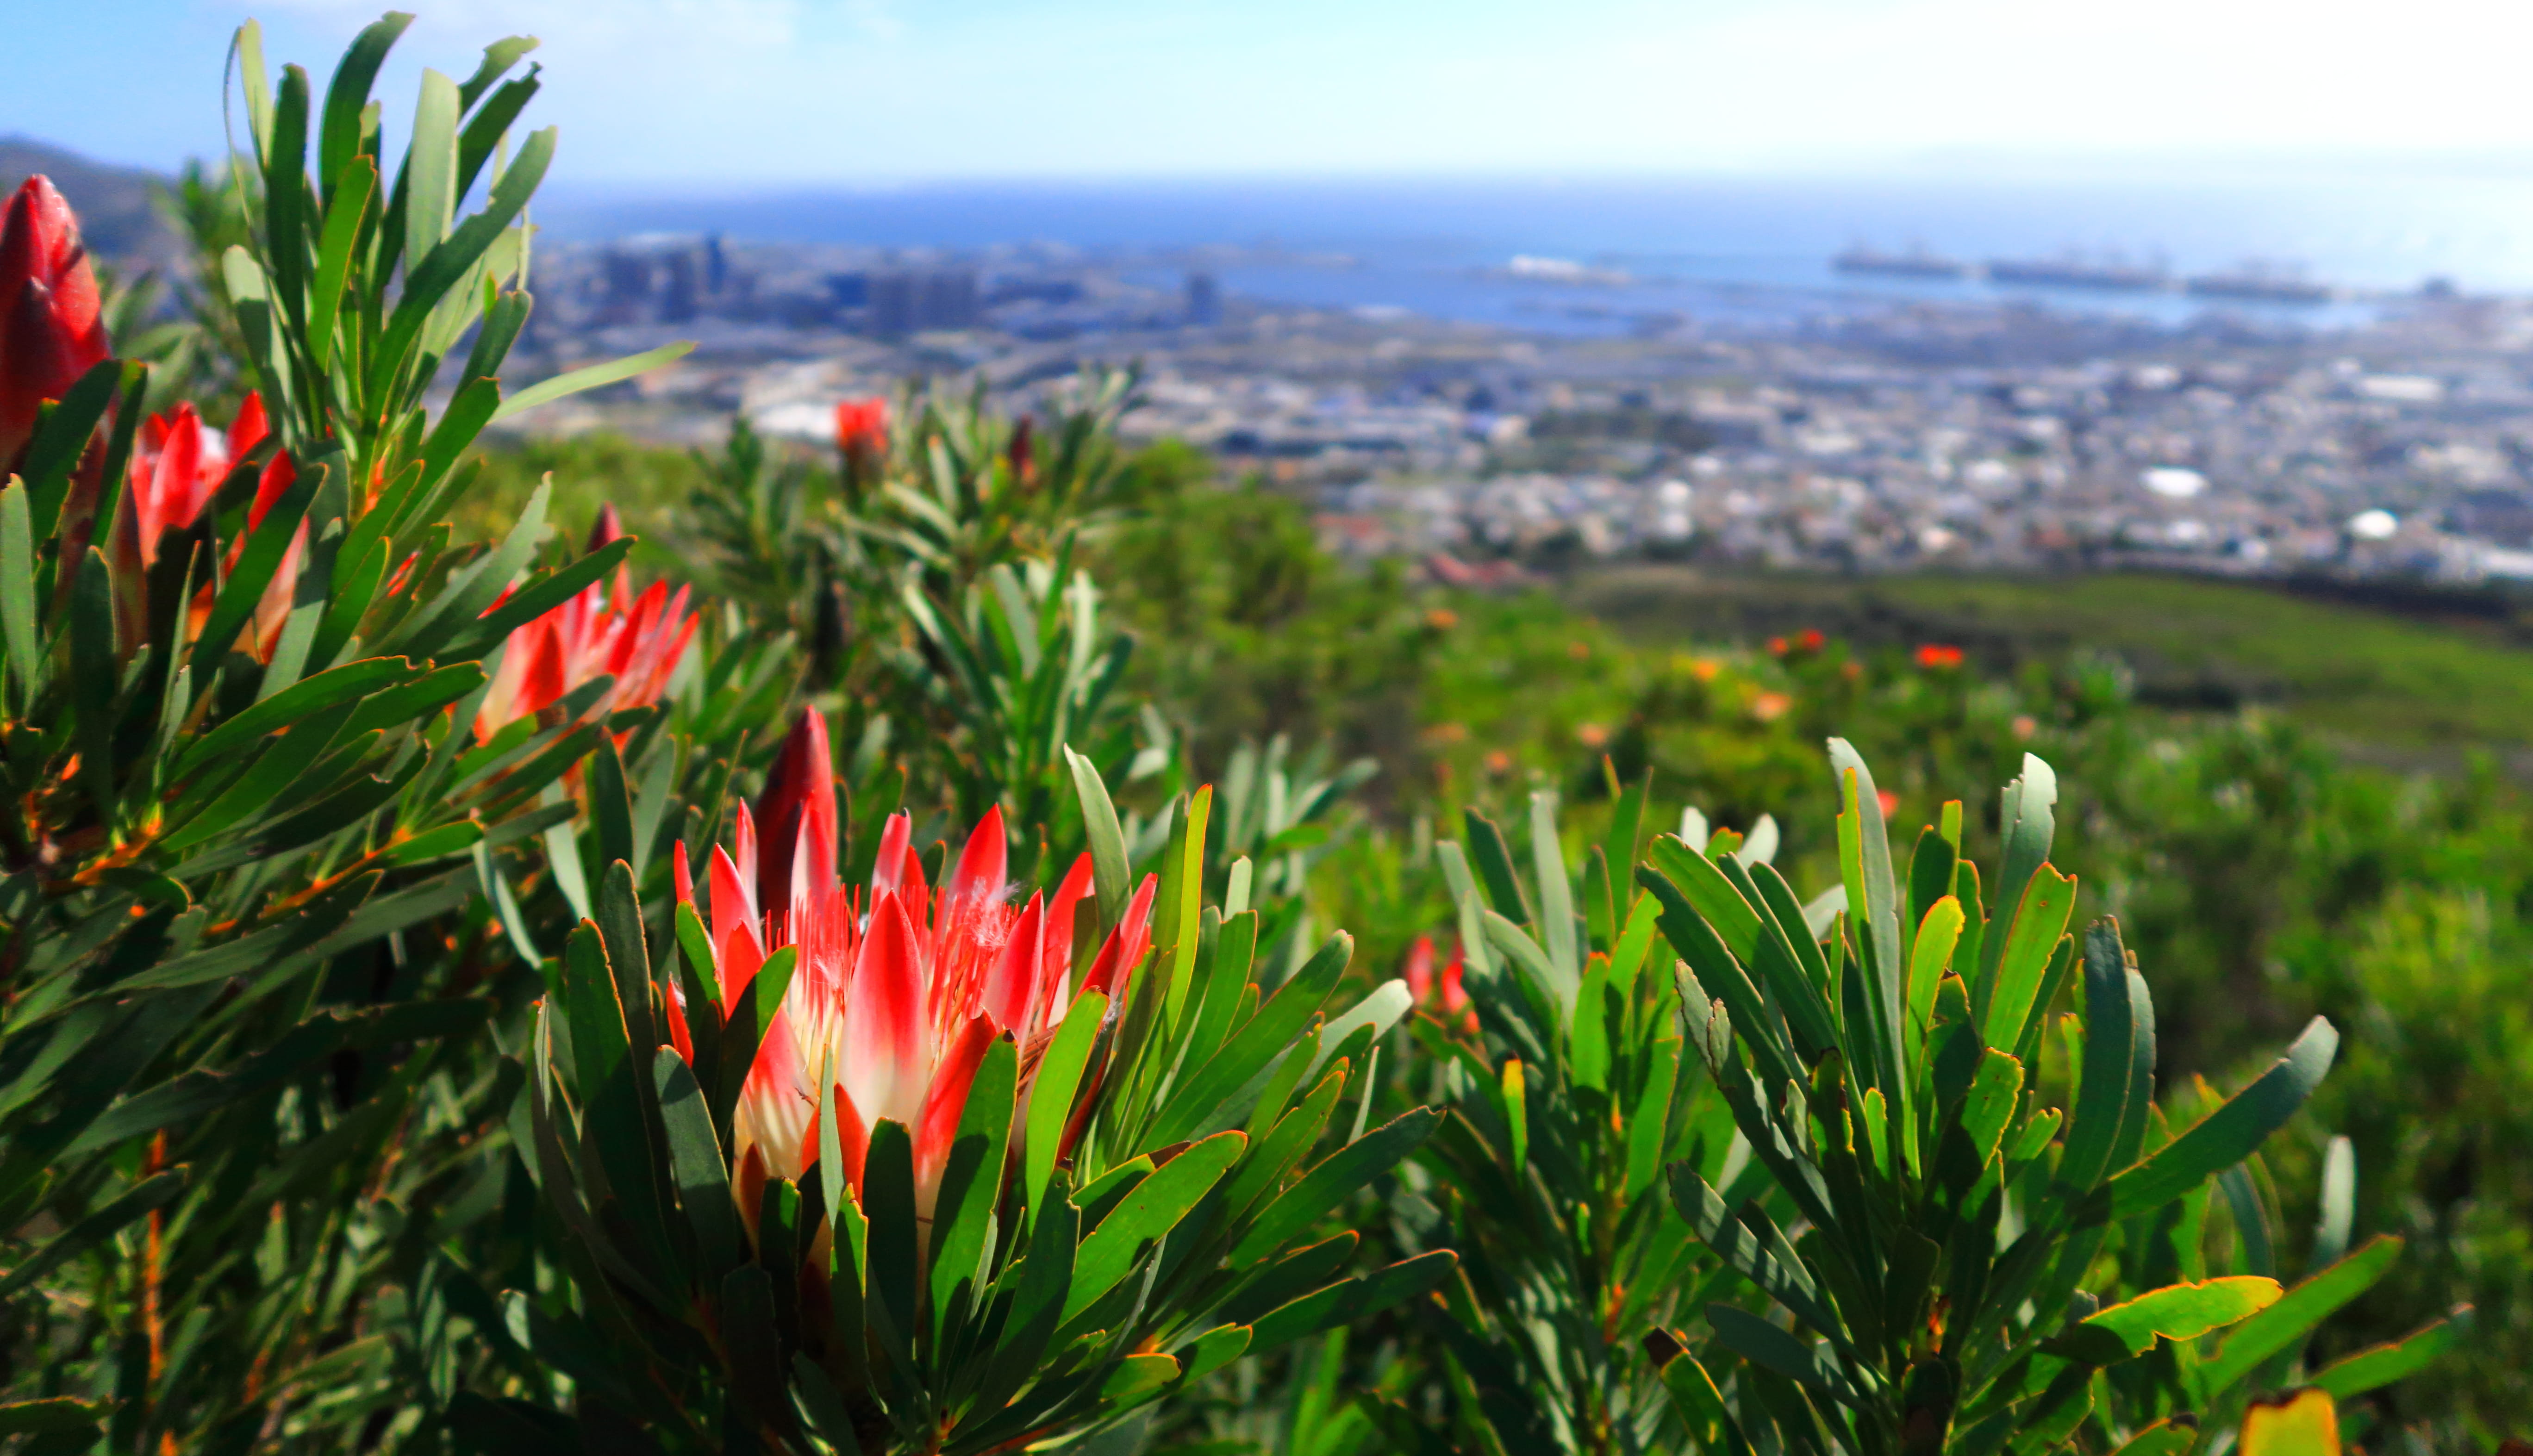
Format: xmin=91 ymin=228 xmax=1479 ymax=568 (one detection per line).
xmin=109 ymin=392 xmax=299 ymax=657
xmin=475 ymin=530 xmax=697 ymax=740
xmin=125 ymin=393 xmax=269 ymax=568
xmin=835 ymin=396 xmax=887 ymax=505
xmin=1007 ymin=415 xmax=1036 ymax=493
xmin=0 ymin=175 xmax=110 ymax=467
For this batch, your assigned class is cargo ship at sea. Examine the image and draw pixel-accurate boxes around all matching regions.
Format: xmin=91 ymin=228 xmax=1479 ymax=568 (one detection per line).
xmin=1833 ymin=244 xmax=1972 ymax=280
xmin=1984 ymin=254 xmax=2167 ymax=292
xmin=2184 ymin=264 xmax=2331 ymax=304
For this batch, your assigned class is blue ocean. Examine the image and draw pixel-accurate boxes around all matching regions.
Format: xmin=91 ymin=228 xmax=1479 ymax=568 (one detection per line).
xmin=535 ymin=169 xmax=2533 ymax=335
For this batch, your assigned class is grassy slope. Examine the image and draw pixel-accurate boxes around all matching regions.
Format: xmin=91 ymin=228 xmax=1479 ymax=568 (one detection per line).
xmin=1575 ymin=566 xmax=2533 ymax=757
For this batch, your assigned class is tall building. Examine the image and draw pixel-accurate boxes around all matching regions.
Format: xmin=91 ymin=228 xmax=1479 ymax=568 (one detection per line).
xmin=599 ymin=249 xmax=654 ymax=324
xmin=866 ymin=269 xmax=981 ymax=336
xmin=1185 ymin=271 xmax=1222 ymax=326
xmin=661 ymin=249 xmax=699 ymax=323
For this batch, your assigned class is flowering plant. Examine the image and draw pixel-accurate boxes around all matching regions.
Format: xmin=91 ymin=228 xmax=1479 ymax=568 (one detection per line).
xmin=507 ymin=716 xmax=1454 ymax=1450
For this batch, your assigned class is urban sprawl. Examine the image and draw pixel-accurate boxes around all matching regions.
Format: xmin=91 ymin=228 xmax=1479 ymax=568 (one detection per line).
xmin=509 ymin=234 xmax=2533 ymax=586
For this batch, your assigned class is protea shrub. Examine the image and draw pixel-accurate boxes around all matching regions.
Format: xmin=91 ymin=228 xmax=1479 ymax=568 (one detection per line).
xmin=506 ymin=712 xmax=1458 ymax=1451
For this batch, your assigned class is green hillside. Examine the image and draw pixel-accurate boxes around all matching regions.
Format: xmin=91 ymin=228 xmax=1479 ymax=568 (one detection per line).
xmin=1576 ymin=565 xmax=2533 ymax=759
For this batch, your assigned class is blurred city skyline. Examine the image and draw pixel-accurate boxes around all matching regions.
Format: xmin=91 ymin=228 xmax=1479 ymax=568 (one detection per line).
xmin=10 ymin=0 xmax=2533 ymax=187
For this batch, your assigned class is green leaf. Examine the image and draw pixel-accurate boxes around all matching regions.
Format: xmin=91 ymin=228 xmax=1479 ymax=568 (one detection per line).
xmin=2107 ymin=1018 xmax=2338 ymax=1220
xmin=655 ymin=1048 xmax=744 ymax=1282
xmin=2070 ymin=1276 xmax=2283 ymax=1362
xmin=64 ymin=999 xmax=485 ymax=1151
xmin=1462 ymin=809 xmax=1533 ymax=926
xmin=2060 ymin=920 xmax=2151 ymax=1196
xmin=2308 ymin=1312 xmax=2463 ymax=1399
xmin=306 ymin=154 xmax=374 ymax=371
xmin=440 ymin=538 xmax=635 ymax=666
xmin=1647 ymin=834 xmax=1764 ymax=961
xmin=1956 ymin=1049 xmax=2023 ymax=1168
xmin=1529 ymin=790 xmax=1579 ymax=985
xmin=0 ymin=1398 xmax=107 ymax=1436
xmin=930 ymin=1034 xmax=1019 ymax=1337
xmin=2109 ymin=1421 xmax=2201 ymax=1456
xmin=404 ymin=67 xmax=460 ymax=266
xmin=0 ymin=1169 xmax=187 ymax=1300
xmin=1978 ymin=865 xmax=2076 ymax=1054
xmin=1645 ymin=1339 xmax=1756 ymax=1456
xmin=1980 ymin=754 xmax=2058 ymax=989
xmin=1829 ymin=740 xmax=1904 ymax=1082
xmin=175 ymin=656 xmax=413 ymax=778
xmin=1026 ymin=990 xmax=1107 ymax=1228
xmin=1174 ymin=1323 xmax=1254 ymax=1386
xmin=375 ymin=125 xmax=554 ymax=384
xmin=862 ymin=1118 xmax=920 ymax=1343
xmin=2200 ymin=1234 xmax=2401 ymax=1394
xmin=1707 ymin=1303 xmax=1863 ymax=1406
xmin=1064 ymin=1129 xmax=1246 ymax=1323
xmin=0 ymin=485 xmax=36 ymax=709
xmin=1248 ymin=1249 xmax=1458 ymax=1351
xmin=492 ymin=342 xmax=698 ymax=422
xmin=1099 ymin=1353 xmax=1182 ymax=1408
xmin=1229 ymin=1107 xmax=1438 ymax=1268
xmin=1066 ymin=744 xmax=1131 ymax=931
xmin=1906 ymin=896 xmax=1963 ymax=1045
xmin=1152 ymin=932 xmax=1351 ymax=1147
xmin=318 ymin=14 xmax=410 ymax=199
xmin=1671 ymin=1166 xmax=1845 ymax=1347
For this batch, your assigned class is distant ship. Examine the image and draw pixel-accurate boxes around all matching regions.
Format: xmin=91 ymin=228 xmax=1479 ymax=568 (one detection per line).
xmin=2184 ymin=264 xmax=2331 ymax=304
xmin=1984 ymin=254 xmax=2167 ymax=292
xmin=1834 ymin=243 xmax=1971 ymax=280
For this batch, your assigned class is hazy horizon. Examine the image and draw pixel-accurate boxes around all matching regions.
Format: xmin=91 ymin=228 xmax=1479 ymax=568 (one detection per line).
xmin=13 ymin=1 xmax=2533 ymax=188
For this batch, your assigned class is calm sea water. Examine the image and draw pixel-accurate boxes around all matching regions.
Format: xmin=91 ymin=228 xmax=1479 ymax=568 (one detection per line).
xmin=535 ymin=171 xmax=2533 ymax=335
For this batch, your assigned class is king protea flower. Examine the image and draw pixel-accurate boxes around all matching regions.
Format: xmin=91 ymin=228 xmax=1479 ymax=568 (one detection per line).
xmin=0 ymin=175 xmax=110 ymax=467
xmin=674 ymin=708 xmax=1156 ymax=1226
xmin=475 ymin=506 xmax=697 ymax=740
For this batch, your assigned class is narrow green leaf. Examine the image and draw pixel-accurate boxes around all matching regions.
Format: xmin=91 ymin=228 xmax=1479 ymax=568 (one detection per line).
xmin=1065 ymin=744 xmax=1131 ymax=930
xmin=1979 ymin=865 xmax=2076 ymax=1053
xmin=1247 ymin=1250 xmax=1458 ymax=1352
xmin=930 ymin=1034 xmax=1018 ymax=1338
xmin=0 ymin=485 xmax=36 ymax=709
xmin=2076 ymin=1276 xmax=2282 ymax=1360
xmin=1026 ymin=990 xmax=1107 ymax=1228
xmin=1229 ymin=1107 xmax=1438 ymax=1268
xmin=1706 ymin=1303 xmax=1862 ymax=1406
xmin=0 ymin=1169 xmax=187 ymax=1300
xmin=1063 ymin=1129 xmax=1245 ymax=1323
xmin=490 ymin=342 xmax=698 ymax=423
xmin=306 ymin=155 xmax=374 ymax=371
xmin=2308 ymin=1313 xmax=2464 ymax=1398
xmin=2200 ymin=1235 xmax=2402 ymax=1393
xmin=655 ymin=1049 xmax=744 ymax=1281
xmin=0 ymin=1398 xmax=107 ymax=1436
xmin=1530 ymin=790 xmax=1579 ymax=985
xmin=2106 ymin=1019 xmax=2338 ymax=1220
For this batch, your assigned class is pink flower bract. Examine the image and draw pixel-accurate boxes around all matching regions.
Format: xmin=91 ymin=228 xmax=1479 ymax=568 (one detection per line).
xmin=674 ymin=708 xmax=1156 ymax=1227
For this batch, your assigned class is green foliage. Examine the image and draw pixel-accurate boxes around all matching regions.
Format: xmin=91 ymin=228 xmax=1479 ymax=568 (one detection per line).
xmin=510 ymin=774 xmax=1453 ymax=1452
xmin=1643 ymin=744 xmax=2340 ymax=1456
xmin=1387 ymin=784 xmax=1734 ymax=1455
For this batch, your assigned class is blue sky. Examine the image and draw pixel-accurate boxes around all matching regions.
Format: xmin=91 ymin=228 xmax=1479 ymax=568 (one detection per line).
xmin=11 ymin=0 xmax=2533 ymax=185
